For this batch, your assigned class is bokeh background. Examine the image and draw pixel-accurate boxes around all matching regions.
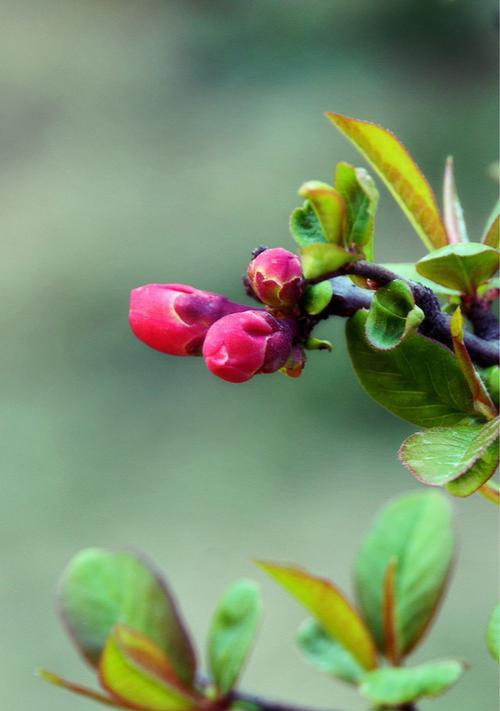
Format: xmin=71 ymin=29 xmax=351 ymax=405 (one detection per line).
xmin=1 ymin=1 xmax=498 ymax=709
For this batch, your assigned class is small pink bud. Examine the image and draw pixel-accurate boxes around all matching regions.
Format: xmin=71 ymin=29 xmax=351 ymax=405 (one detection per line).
xmin=129 ymin=283 xmax=246 ymax=356
xmin=247 ymin=247 xmax=303 ymax=309
xmin=202 ymin=310 xmax=294 ymax=383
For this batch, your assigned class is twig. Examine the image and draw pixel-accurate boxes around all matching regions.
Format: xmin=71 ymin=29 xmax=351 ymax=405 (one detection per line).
xmin=229 ymin=688 xmax=346 ymax=711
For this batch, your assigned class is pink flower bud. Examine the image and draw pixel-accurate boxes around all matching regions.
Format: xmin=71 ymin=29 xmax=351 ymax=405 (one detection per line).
xmin=129 ymin=283 xmax=246 ymax=356
xmin=247 ymin=247 xmax=303 ymax=309
xmin=202 ymin=310 xmax=294 ymax=383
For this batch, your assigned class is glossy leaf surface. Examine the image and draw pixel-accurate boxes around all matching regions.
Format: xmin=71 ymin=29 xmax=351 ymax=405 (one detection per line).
xmin=400 ymin=418 xmax=499 ymax=492
xmin=298 ymin=181 xmax=345 ymax=245
xmin=327 ymin=113 xmax=447 ymax=250
xmin=346 ymin=310 xmax=475 ymax=427
xmin=59 ymin=549 xmax=196 ymax=685
xmin=300 ymin=242 xmax=356 ymax=280
xmin=207 ymin=580 xmax=262 ymax=695
xmin=416 ymin=243 xmax=499 ymax=294
xmin=355 ymin=491 xmax=453 ymax=658
xmin=365 ymin=279 xmax=424 ymax=350
xmin=334 ymin=162 xmax=378 ymax=256
xmin=257 ymin=561 xmax=377 ymax=670
xmin=359 ymin=660 xmax=465 ymax=705
xmin=289 ymin=201 xmax=326 ymax=248
xmin=297 ymin=619 xmax=364 ymax=685
xmin=443 ymin=157 xmax=468 ymax=244
xmin=303 ymin=281 xmax=333 ymax=315
xmin=486 ymin=602 xmax=500 ymax=662
xmin=99 ymin=626 xmax=197 ymax=711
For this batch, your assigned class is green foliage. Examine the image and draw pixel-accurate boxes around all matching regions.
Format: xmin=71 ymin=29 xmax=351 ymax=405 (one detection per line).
xmin=327 ymin=112 xmax=448 ymax=251
xmin=298 ymin=181 xmax=345 ymax=245
xmin=297 ymin=620 xmax=364 ymax=685
xmin=257 ymin=561 xmax=377 ymax=670
xmin=207 ymin=580 xmax=262 ymax=695
xmin=58 ymin=549 xmax=196 ymax=685
xmin=346 ymin=310 xmax=475 ymax=427
xmin=443 ymin=156 xmax=469 ymax=244
xmin=302 ymin=280 xmax=333 ymax=315
xmin=482 ymin=200 xmax=500 ymax=249
xmin=300 ymin=242 xmax=357 ymax=280
xmin=334 ymin=161 xmax=379 ymax=258
xmin=289 ymin=200 xmax=326 ymax=249
xmin=354 ymin=491 xmax=453 ymax=660
xmin=365 ymin=279 xmax=424 ymax=350
xmin=381 ymin=262 xmax=460 ymax=297
xmin=481 ymin=365 xmax=500 ymax=406
xmin=486 ymin=602 xmax=500 ymax=662
xmin=400 ymin=418 xmax=499 ymax=492
xmin=416 ymin=243 xmax=500 ymax=294
xmin=359 ymin=660 xmax=465 ymax=706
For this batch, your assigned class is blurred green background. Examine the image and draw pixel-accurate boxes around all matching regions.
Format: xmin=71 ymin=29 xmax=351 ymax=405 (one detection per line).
xmin=1 ymin=1 xmax=498 ymax=709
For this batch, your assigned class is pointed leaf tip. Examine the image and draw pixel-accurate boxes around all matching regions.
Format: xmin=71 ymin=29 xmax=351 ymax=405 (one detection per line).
xmin=327 ymin=113 xmax=447 ymax=251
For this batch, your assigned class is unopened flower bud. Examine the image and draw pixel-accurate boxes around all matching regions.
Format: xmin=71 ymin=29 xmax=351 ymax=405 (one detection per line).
xmin=247 ymin=247 xmax=303 ymax=309
xmin=129 ymin=283 xmax=246 ymax=356
xmin=202 ymin=310 xmax=294 ymax=383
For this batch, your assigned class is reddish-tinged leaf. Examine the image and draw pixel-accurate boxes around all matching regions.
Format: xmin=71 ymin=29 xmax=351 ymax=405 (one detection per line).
xmin=443 ymin=157 xmax=468 ymax=244
xmin=450 ymin=308 xmax=497 ymax=421
xmin=479 ymin=480 xmax=500 ymax=505
xmin=382 ymin=559 xmax=398 ymax=665
xmin=327 ymin=113 xmax=447 ymax=251
xmin=99 ymin=626 xmax=201 ymax=711
xmin=482 ymin=201 xmax=500 ymax=249
xmin=257 ymin=561 xmax=377 ymax=670
xmin=38 ymin=670 xmax=127 ymax=708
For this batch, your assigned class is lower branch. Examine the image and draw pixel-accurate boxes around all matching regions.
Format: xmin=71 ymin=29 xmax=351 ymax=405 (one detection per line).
xmin=229 ymin=688 xmax=346 ymax=711
xmin=315 ymin=264 xmax=499 ymax=368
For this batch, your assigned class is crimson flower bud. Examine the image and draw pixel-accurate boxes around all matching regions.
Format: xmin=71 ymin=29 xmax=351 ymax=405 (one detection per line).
xmin=129 ymin=283 xmax=246 ymax=356
xmin=247 ymin=247 xmax=303 ymax=309
xmin=202 ymin=310 xmax=294 ymax=383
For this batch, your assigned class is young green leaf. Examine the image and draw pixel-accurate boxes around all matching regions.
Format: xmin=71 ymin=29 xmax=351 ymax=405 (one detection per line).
xmin=300 ymin=242 xmax=357 ymax=280
xmin=99 ymin=626 xmax=199 ymax=711
xmin=382 ymin=559 xmax=398 ymax=665
xmin=443 ymin=157 xmax=468 ymax=244
xmin=257 ymin=561 xmax=377 ymax=670
xmin=346 ymin=310 xmax=475 ymax=427
xmin=365 ymin=279 xmax=424 ymax=351
xmin=298 ymin=181 xmax=345 ymax=245
xmin=302 ymin=281 xmax=333 ymax=316
xmin=399 ymin=418 xmax=499 ymax=493
xmin=38 ymin=670 xmax=128 ymax=708
xmin=327 ymin=113 xmax=448 ymax=251
xmin=289 ymin=201 xmax=326 ymax=249
xmin=207 ymin=579 xmax=262 ymax=696
xmin=486 ymin=602 xmax=500 ymax=662
xmin=416 ymin=243 xmax=499 ymax=294
xmin=480 ymin=365 xmax=500 ymax=407
xmin=334 ymin=162 xmax=379 ymax=257
xmin=381 ymin=262 xmax=460 ymax=297
xmin=445 ymin=445 xmax=499 ymax=497
xmin=297 ymin=619 xmax=365 ymax=685
xmin=449 ymin=308 xmax=497 ymax=420
xmin=59 ymin=549 xmax=196 ymax=686
xmin=359 ymin=659 xmax=465 ymax=706
xmin=482 ymin=200 xmax=500 ymax=249
xmin=355 ymin=491 xmax=454 ymax=659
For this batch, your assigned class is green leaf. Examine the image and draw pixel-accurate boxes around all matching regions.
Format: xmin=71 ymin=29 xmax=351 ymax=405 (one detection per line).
xmin=359 ymin=659 xmax=465 ymax=705
xmin=449 ymin=308 xmax=497 ymax=420
xmin=400 ymin=418 xmax=499 ymax=494
xmin=305 ymin=336 xmax=333 ymax=351
xmin=346 ymin=310 xmax=475 ymax=427
xmin=298 ymin=181 xmax=345 ymax=245
xmin=300 ymin=243 xmax=357 ymax=280
xmin=480 ymin=365 xmax=500 ymax=407
xmin=381 ymin=263 xmax=460 ymax=297
xmin=354 ymin=491 xmax=454 ymax=659
xmin=257 ymin=561 xmax=377 ymax=670
xmin=486 ymin=602 xmax=500 ymax=662
xmin=297 ymin=619 xmax=364 ymax=685
xmin=207 ymin=579 xmax=262 ymax=696
xmin=416 ymin=243 xmax=499 ymax=295
xmin=289 ymin=201 xmax=326 ymax=249
xmin=38 ymin=670 xmax=128 ymax=708
xmin=99 ymin=626 xmax=198 ymax=711
xmin=445 ymin=446 xmax=499 ymax=497
xmin=334 ymin=162 xmax=379 ymax=257
xmin=59 ymin=549 xmax=196 ymax=686
xmin=443 ymin=157 xmax=468 ymax=244
xmin=482 ymin=200 xmax=500 ymax=249
xmin=302 ymin=281 xmax=333 ymax=315
xmin=327 ymin=113 xmax=448 ymax=251
xmin=365 ymin=279 xmax=424 ymax=351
